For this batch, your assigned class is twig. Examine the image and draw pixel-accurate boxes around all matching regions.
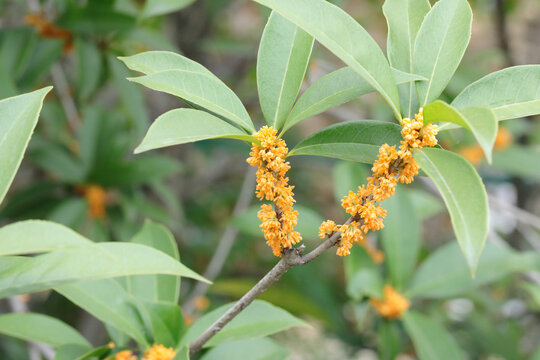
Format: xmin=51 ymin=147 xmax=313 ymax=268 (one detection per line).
xmin=183 ymin=167 xmax=256 ymax=314
xmin=51 ymin=64 xmax=81 ymax=133
xmin=189 ymin=217 xmax=352 ymax=355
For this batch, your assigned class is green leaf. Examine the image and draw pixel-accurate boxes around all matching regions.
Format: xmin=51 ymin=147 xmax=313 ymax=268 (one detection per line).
xmin=75 ymin=38 xmax=102 ymax=100
xmin=289 ymin=121 xmax=402 ymax=164
xmin=380 ymin=187 xmax=420 ymax=289
xmin=452 ymin=65 xmax=540 ymax=120
xmin=140 ymin=0 xmax=196 ymax=18
xmin=231 ymin=205 xmax=323 ymax=240
xmin=56 ymin=279 xmax=149 ymax=346
xmin=119 ymin=51 xmax=212 ymax=76
xmin=252 ymin=0 xmax=401 ymax=120
xmin=0 ymin=313 xmax=90 ymax=348
xmin=424 ymin=101 xmax=498 ymax=163
xmin=54 ymin=344 xmax=92 ymax=360
xmin=139 ymin=301 xmax=185 ymax=348
xmin=413 ymin=148 xmax=488 ymax=273
xmin=201 ymin=338 xmax=289 ymax=360
xmin=403 ymin=311 xmax=464 ymax=360
xmin=257 ymin=12 xmax=313 ymax=128
xmin=408 ymin=189 xmax=444 ymax=220
xmin=383 ymin=0 xmax=431 ymax=117
xmin=407 ymin=241 xmax=540 ymax=299
xmin=0 ymin=87 xmax=51 ymax=205
xmin=492 ymin=145 xmax=540 ymax=181
xmin=379 ymin=320 xmax=402 ymax=360
xmin=180 ymin=300 xmax=307 ymax=348
xmin=282 ymin=68 xmax=423 ymax=133
xmin=135 ymin=109 xmax=256 ymax=154
xmin=346 ymin=268 xmax=383 ymax=300
xmin=414 ymin=0 xmax=472 ymax=105
xmin=332 ymin=161 xmax=369 ymax=202
xmin=125 ymin=220 xmax=181 ymax=303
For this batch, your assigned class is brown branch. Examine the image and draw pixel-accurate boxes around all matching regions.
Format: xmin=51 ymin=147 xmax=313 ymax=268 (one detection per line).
xmin=188 ymin=217 xmax=352 ymax=355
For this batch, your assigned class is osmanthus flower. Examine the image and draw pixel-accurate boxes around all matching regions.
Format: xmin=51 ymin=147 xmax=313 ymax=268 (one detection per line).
xmin=114 ymin=350 xmax=137 ymax=360
xmin=369 ymin=285 xmax=410 ymax=320
xmin=320 ymin=109 xmax=439 ymax=260
xmin=247 ymin=126 xmax=301 ymax=257
xmin=142 ymin=344 xmax=176 ymax=360
xmin=84 ymin=184 xmax=107 ymax=219
xmin=458 ymin=126 xmax=513 ymax=165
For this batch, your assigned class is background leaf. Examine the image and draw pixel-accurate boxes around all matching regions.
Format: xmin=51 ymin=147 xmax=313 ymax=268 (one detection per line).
xmin=257 ymin=12 xmax=313 ymax=129
xmin=140 ymin=0 xmax=196 ymax=19
xmin=413 ymin=148 xmax=488 ymax=273
xmin=201 ymin=338 xmax=289 ymax=360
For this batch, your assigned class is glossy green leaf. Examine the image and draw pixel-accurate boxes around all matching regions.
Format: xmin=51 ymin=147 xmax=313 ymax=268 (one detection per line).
xmin=0 ymin=87 xmax=51 ymax=205
xmin=141 ymin=0 xmax=195 ymax=18
xmin=403 ymin=311 xmax=464 ymax=360
xmin=75 ymin=39 xmax=102 ymax=100
xmin=413 ymin=148 xmax=488 ymax=273
xmin=0 ymin=313 xmax=90 ymax=348
xmin=424 ymin=101 xmax=498 ymax=162
xmin=383 ymin=0 xmax=431 ymax=117
xmin=346 ymin=268 xmax=383 ymax=300
xmin=414 ymin=0 xmax=472 ymax=105
xmin=492 ymin=145 xmax=540 ymax=181
xmin=289 ymin=121 xmax=402 ymax=163
xmin=380 ymin=187 xmax=420 ymax=289
xmin=201 ymin=338 xmax=289 ymax=360
xmin=135 ymin=109 xmax=256 ymax=154
xmin=258 ymin=12 xmax=313 ymax=128
xmin=407 ymin=241 xmax=540 ymax=299
xmin=125 ymin=220 xmax=180 ymax=303
xmin=252 ymin=0 xmax=401 ymax=120
xmin=452 ymin=65 xmax=540 ymax=120
xmin=119 ymin=51 xmax=212 ymax=76
xmin=180 ymin=300 xmax=307 ymax=348
xmin=232 ymin=205 xmax=323 ymax=240
xmin=282 ymin=68 xmax=424 ymax=133
xmin=56 ymin=279 xmax=149 ymax=346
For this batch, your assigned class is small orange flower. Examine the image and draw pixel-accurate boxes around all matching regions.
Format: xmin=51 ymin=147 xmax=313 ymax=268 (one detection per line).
xmin=318 ymin=220 xmax=338 ymax=239
xmin=115 ymin=350 xmax=137 ymax=360
xmin=84 ymin=185 xmax=107 ymax=219
xmin=458 ymin=145 xmax=484 ymax=165
xmin=142 ymin=344 xmax=175 ymax=360
xmin=370 ymin=285 xmax=410 ymax=320
xmin=494 ymin=127 xmax=513 ymax=150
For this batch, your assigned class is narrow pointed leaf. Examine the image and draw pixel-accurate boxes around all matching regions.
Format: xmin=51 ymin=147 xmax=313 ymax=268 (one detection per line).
xmin=0 ymin=87 xmax=52 ymax=205
xmin=180 ymin=300 xmax=307 ymax=348
xmin=119 ymin=51 xmax=212 ymax=76
xmin=201 ymin=338 xmax=289 ymax=360
xmin=403 ymin=311 xmax=464 ymax=360
xmin=413 ymin=148 xmax=488 ymax=273
xmin=0 ymin=313 xmax=90 ymax=348
xmin=383 ymin=0 xmax=431 ymax=117
xmin=451 ymin=65 xmax=540 ymax=120
xmin=257 ymin=12 xmax=313 ymax=128
xmin=283 ymin=68 xmax=424 ymax=133
xmin=135 ymin=109 xmax=255 ymax=154
xmin=252 ymin=0 xmax=401 ymax=120
xmin=289 ymin=121 xmax=402 ymax=164
xmin=424 ymin=101 xmax=498 ymax=162
xmin=414 ymin=0 xmax=472 ymax=105
xmin=139 ymin=301 xmax=185 ymax=348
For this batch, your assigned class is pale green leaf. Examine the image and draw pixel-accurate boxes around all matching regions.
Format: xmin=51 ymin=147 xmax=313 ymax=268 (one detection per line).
xmin=135 ymin=109 xmax=255 ymax=154
xmin=252 ymin=0 xmax=401 ymax=120
xmin=140 ymin=0 xmax=195 ymax=18
xmin=383 ymin=0 xmax=431 ymax=117
xmin=451 ymin=65 xmax=540 ymax=120
xmin=413 ymin=148 xmax=488 ymax=273
xmin=403 ymin=311 xmax=464 ymax=360
xmin=180 ymin=300 xmax=307 ymax=348
xmin=347 ymin=268 xmax=383 ymax=300
xmin=0 ymin=313 xmax=90 ymax=348
xmin=380 ymin=187 xmax=420 ymax=289
xmin=424 ymin=101 xmax=498 ymax=162
xmin=201 ymin=338 xmax=289 ymax=360
xmin=125 ymin=220 xmax=181 ymax=303
xmin=257 ymin=12 xmax=313 ymax=128
xmin=282 ymin=68 xmax=424 ymax=133
xmin=119 ymin=51 xmax=212 ymax=76
xmin=332 ymin=161 xmax=369 ymax=202
xmin=289 ymin=121 xmax=402 ymax=163
xmin=492 ymin=145 xmax=540 ymax=181
xmin=0 ymin=87 xmax=52 ymax=205
xmin=379 ymin=321 xmax=402 ymax=360
xmin=56 ymin=279 xmax=149 ymax=346
xmin=407 ymin=241 xmax=540 ymax=299
xmin=414 ymin=0 xmax=472 ymax=105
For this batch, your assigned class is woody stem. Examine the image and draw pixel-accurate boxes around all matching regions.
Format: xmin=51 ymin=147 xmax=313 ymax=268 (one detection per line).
xmin=188 ymin=217 xmax=353 ymax=355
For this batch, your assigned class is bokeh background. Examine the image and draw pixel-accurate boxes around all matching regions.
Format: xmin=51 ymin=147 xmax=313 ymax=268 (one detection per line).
xmin=0 ymin=0 xmax=539 ymax=359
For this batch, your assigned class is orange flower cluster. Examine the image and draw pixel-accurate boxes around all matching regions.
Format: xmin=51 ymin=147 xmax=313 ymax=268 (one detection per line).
xmin=320 ymin=109 xmax=438 ymax=258
xmin=247 ymin=126 xmax=301 ymax=257
xmin=458 ymin=127 xmax=513 ymax=165
xmin=25 ymin=14 xmax=73 ymax=52
xmin=113 ymin=345 xmax=175 ymax=360
xmin=369 ymin=285 xmax=410 ymax=320
xmin=84 ymin=185 xmax=107 ymax=219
